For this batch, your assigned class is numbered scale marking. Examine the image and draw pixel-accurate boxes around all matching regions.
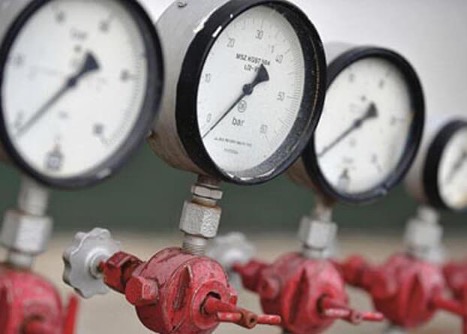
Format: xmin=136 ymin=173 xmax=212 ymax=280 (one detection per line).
xmin=300 ymin=47 xmax=424 ymax=203
xmin=424 ymin=120 xmax=467 ymax=211
xmin=173 ymin=0 xmax=326 ymax=184
xmin=0 ymin=0 xmax=163 ymax=188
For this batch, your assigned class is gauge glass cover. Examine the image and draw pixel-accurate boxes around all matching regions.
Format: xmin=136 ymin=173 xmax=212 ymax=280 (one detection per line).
xmin=198 ymin=5 xmax=306 ymax=174
xmin=437 ymin=126 xmax=467 ymax=210
xmin=0 ymin=0 xmax=161 ymax=188
xmin=306 ymin=48 xmax=424 ymax=203
xmin=177 ymin=0 xmax=325 ymax=184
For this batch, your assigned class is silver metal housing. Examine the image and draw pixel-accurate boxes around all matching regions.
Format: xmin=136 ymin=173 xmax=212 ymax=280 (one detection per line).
xmin=0 ymin=177 xmax=52 ymax=269
xmin=404 ymin=206 xmax=444 ymax=263
xmin=287 ymin=42 xmax=356 ymax=192
xmin=0 ymin=0 xmax=30 ymax=164
xmin=404 ymin=114 xmax=460 ymax=205
xmin=148 ymin=0 xmax=230 ymax=175
xmin=0 ymin=0 xmax=161 ymax=172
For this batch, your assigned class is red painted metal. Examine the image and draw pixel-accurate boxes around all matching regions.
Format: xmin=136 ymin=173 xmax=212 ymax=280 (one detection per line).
xmin=100 ymin=247 xmax=281 ymax=334
xmin=444 ymin=261 xmax=467 ymax=300
xmin=340 ymin=253 xmax=466 ymax=330
xmin=233 ymin=252 xmax=383 ymax=334
xmin=0 ymin=264 xmax=78 ymax=334
xmin=444 ymin=261 xmax=467 ymax=334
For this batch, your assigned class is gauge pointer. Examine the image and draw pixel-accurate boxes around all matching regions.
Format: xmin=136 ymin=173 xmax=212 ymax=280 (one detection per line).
xmin=318 ymin=103 xmax=379 ymax=158
xmin=447 ymin=150 xmax=467 ymax=183
xmin=16 ymin=52 xmax=100 ymax=138
xmin=202 ymin=64 xmax=270 ymax=139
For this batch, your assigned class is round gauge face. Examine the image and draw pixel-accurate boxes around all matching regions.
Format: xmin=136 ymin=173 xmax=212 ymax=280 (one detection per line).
xmin=304 ymin=48 xmax=424 ymax=203
xmin=425 ymin=121 xmax=467 ymax=211
xmin=177 ymin=0 xmax=325 ymax=184
xmin=0 ymin=0 xmax=163 ymax=188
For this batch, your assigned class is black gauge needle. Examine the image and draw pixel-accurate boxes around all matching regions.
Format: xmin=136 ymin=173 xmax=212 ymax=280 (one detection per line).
xmin=447 ymin=150 xmax=467 ymax=183
xmin=318 ymin=103 xmax=379 ymax=158
xmin=202 ymin=64 xmax=270 ymax=139
xmin=16 ymin=52 xmax=100 ymax=138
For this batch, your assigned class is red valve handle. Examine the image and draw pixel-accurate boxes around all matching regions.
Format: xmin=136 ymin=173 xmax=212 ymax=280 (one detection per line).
xmin=431 ymin=294 xmax=466 ymax=317
xmin=203 ymin=296 xmax=282 ymax=328
xmin=320 ymin=297 xmax=384 ymax=324
xmin=63 ymin=295 xmax=79 ymax=334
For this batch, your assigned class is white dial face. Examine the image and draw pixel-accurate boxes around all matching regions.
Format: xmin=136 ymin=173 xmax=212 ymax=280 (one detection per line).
xmin=315 ymin=57 xmax=414 ymax=195
xmin=438 ymin=127 xmax=467 ymax=210
xmin=1 ymin=0 xmax=150 ymax=179
xmin=197 ymin=5 xmax=306 ymax=175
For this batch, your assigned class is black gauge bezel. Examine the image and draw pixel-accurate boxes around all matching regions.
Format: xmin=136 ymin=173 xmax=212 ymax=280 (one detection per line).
xmin=0 ymin=0 xmax=164 ymax=189
xmin=302 ymin=46 xmax=425 ymax=204
xmin=176 ymin=0 xmax=326 ymax=185
xmin=424 ymin=120 xmax=467 ymax=211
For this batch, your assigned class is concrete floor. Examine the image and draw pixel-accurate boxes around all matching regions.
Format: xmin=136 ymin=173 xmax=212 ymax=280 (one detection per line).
xmin=5 ymin=233 xmax=465 ymax=334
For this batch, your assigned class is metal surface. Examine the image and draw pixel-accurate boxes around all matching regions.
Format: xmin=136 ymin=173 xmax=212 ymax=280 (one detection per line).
xmin=1 ymin=177 xmax=52 ymax=269
xmin=17 ymin=177 xmax=50 ymax=216
xmin=180 ymin=176 xmax=223 ymax=256
xmin=100 ymin=247 xmax=280 ymax=333
xmin=234 ymin=254 xmax=383 ymax=334
xmin=63 ymin=228 xmax=121 ymax=299
xmin=404 ymin=206 xmax=444 ymax=263
xmin=341 ymin=253 xmax=465 ymax=330
xmin=206 ymin=233 xmax=255 ymax=272
xmin=0 ymin=264 xmax=78 ymax=334
xmin=149 ymin=0 xmax=230 ymax=175
xmin=0 ymin=0 xmax=30 ymax=43
xmin=286 ymin=43 xmax=356 ymax=193
xmin=206 ymin=233 xmax=256 ymax=289
xmin=405 ymin=115 xmax=459 ymax=205
xmin=179 ymin=201 xmax=221 ymax=239
xmin=3 ymin=214 xmax=51 ymax=269
xmin=444 ymin=260 xmax=467 ymax=334
xmin=299 ymin=218 xmax=337 ymax=259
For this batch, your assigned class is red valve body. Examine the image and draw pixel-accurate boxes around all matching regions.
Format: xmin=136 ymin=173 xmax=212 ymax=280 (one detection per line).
xmin=444 ymin=261 xmax=467 ymax=334
xmin=0 ymin=264 xmax=78 ymax=334
xmin=444 ymin=261 xmax=467 ymax=300
xmin=101 ymin=247 xmax=280 ymax=334
xmin=341 ymin=253 xmax=464 ymax=329
xmin=234 ymin=252 xmax=383 ymax=334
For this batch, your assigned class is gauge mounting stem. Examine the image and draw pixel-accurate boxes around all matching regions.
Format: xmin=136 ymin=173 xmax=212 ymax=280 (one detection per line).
xmin=179 ymin=175 xmax=223 ymax=256
xmin=299 ymin=196 xmax=337 ymax=259
xmin=1 ymin=176 xmax=52 ymax=269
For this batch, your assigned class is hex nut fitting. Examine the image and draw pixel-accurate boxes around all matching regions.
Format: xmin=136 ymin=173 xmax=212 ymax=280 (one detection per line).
xmin=104 ymin=252 xmax=143 ymax=293
xmin=191 ymin=185 xmax=223 ymax=201
xmin=298 ymin=216 xmax=337 ymax=251
xmin=63 ymin=228 xmax=121 ymax=299
xmin=404 ymin=219 xmax=443 ymax=250
xmin=179 ymin=201 xmax=221 ymax=238
xmin=125 ymin=276 xmax=159 ymax=307
xmin=0 ymin=209 xmax=52 ymax=255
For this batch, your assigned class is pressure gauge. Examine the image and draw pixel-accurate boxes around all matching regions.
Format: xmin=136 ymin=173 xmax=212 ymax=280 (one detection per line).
xmin=0 ymin=0 xmax=164 ymax=189
xmin=407 ymin=120 xmax=467 ymax=211
xmin=151 ymin=0 xmax=326 ymax=185
xmin=289 ymin=46 xmax=424 ymax=203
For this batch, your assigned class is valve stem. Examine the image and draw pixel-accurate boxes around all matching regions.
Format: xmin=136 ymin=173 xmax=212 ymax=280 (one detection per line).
xmin=320 ymin=297 xmax=384 ymax=324
xmin=203 ymin=296 xmax=282 ymax=328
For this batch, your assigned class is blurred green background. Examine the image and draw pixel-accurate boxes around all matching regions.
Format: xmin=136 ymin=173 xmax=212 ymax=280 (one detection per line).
xmin=0 ymin=144 xmax=464 ymax=236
